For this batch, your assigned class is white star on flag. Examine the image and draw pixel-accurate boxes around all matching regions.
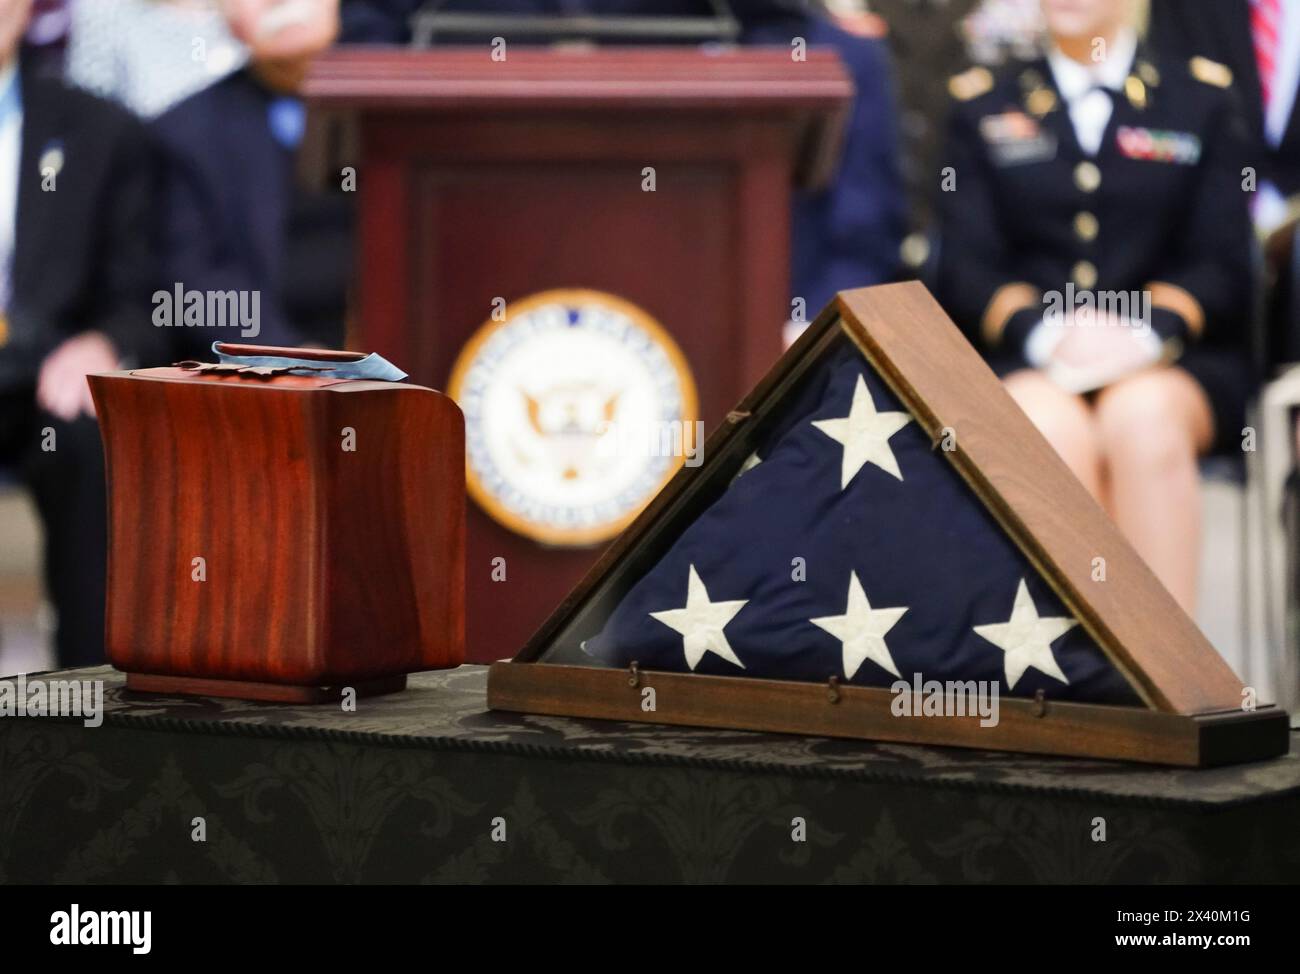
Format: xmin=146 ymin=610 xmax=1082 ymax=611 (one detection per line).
xmin=810 ymin=571 xmax=908 ymax=679
xmin=812 ymin=374 xmax=912 ymax=488
xmin=973 ymin=579 xmax=1076 ymax=689
xmin=729 ymin=451 xmax=762 ymax=487
xmin=649 ymin=565 xmax=749 ymax=670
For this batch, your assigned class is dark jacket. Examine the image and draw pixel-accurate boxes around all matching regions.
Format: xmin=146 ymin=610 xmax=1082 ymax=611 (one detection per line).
xmin=743 ymin=11 xmax=905 ymax=311
xmin=150 ymin=68 xmax=307 ymax=356
xmin=0 ymin=60 xmax=163 ymax=390
xmin=1149 ymin=0 xmax=1300 ymax=199
xmin=934 ymin=48 xmax=1254 ymax=369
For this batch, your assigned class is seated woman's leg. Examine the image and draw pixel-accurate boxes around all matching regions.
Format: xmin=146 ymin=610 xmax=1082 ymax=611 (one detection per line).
xmin=1093 ymin=367 xmax=1214 ymax=614
xmin=1003 ymin=369 xmax=1105 ymax=500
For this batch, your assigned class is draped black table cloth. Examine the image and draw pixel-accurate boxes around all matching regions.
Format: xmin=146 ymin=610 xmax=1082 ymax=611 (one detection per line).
xmin=1 ymin=665 xmax=1297 ymax=883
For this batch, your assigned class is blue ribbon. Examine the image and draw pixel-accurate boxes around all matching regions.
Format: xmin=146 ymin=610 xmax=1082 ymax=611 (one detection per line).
xmin=212 ymin=343 xmax=408 ymax=382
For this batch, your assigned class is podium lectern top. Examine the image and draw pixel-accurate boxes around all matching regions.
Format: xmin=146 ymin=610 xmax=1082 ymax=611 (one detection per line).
xmin=304 ymin=46 xmax=852 ymax=188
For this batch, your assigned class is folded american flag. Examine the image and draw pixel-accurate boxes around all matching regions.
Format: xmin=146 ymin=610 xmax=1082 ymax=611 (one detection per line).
xmin=583 ymin=345 xmax=1138 ymax=705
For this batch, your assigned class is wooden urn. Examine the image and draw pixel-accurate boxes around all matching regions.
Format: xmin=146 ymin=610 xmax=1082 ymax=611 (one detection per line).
xmin=88 ymin=347 xmax=465 ymax=702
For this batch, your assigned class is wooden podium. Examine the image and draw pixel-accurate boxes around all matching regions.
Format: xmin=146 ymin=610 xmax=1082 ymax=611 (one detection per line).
xmin=304 ymin=47 xmax=851 ymax=662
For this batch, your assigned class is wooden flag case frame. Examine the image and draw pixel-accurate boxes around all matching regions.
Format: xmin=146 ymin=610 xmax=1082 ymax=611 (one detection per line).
xmin=487 ymin=283 xmax=1290 ymax=767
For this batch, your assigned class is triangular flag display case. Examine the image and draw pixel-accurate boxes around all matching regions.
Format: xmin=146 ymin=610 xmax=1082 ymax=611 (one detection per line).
xmin=487 ymin=283 xmax=1290 ymax=767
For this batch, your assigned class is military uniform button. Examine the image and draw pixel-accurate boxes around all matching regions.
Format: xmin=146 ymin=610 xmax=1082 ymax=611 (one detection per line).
xmin=1072 ymin=260 xmax=1098 ymax=290
xmin=1124 ymin=75 xmax=1147 ymax=109
xmin=1074 ymin=161 xmax=1101 ymax=192
xmin=900 ymin=232 xmax=930 ymax=269
xmin=1026 ymin=87 xmax=1057 ymax=116
xmin=1074 ymin=211 xmax=1099 ymax=241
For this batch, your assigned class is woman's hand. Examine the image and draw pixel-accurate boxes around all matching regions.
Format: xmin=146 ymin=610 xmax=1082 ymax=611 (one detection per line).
xmin=1049 ymin=310 xmax=1156 ymax=374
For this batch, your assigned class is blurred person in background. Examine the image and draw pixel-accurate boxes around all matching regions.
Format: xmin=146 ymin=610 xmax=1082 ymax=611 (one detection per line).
xmin=1148 ymin=0 xmax=1300 ymax=236
xmin=67 ymin=0 xmax=249 ymax=118
xmin=148 ymin=0 xmax=343 ymax=355
xmin=66 ymin=1 xmax=344 ymax=354
xmin=934 ymin=0 xmax=1253 ymax=612
xmin=0 ymin=0 xmax=161 ymax=666
xmin=741 ymin=1 xmax=906 ymax=329
xmin=1147 ymin=2 xmax=1300 ymax=664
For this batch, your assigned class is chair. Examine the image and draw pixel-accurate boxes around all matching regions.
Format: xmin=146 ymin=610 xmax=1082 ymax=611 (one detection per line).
xmin=1249 ymin=216 xmax=1300 ymax=719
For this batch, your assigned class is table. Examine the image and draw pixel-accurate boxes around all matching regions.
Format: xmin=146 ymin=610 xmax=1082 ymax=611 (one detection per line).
xmin=2 ymin=665 xmax=1297 ymax=883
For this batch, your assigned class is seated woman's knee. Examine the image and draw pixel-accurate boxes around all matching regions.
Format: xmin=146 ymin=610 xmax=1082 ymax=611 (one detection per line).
xmin=1004 ymin=370 xmax=1101 ymax=463
xmin=1094 ymin=369 xmax=1206 ymax=470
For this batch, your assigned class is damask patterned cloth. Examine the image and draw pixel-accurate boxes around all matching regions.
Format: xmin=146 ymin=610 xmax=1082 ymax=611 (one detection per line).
xmin=22 ymin=665 xmax=1300 ymax=807
xmin=3 ymin=665 xmax=1299 ymax=883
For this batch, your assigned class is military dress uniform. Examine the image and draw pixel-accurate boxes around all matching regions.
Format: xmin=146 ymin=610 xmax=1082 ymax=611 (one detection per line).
xmin=934 ymin=47 xmax=1255 ymax=452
